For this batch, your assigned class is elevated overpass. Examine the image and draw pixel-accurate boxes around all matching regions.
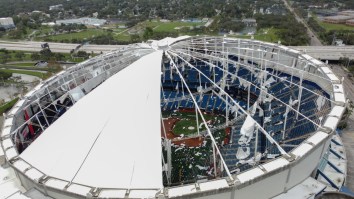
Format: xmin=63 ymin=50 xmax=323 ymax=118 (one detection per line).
xmin=0 ymin=41 xmax=353 ymax=61
xmin=0 ymin=41 xmax=123 ymax=54
xmin=290 ymin=46 xmax=354 ymax=61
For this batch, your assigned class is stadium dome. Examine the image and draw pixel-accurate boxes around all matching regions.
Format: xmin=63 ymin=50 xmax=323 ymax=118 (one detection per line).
xmin=0 ymin=36 xmax=347 ymax=199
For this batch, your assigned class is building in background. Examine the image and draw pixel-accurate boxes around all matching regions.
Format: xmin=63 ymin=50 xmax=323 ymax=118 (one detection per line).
xmin=0 ymin=17 xmax=15 ymax=30
xmin=56 ymin=17 xmax=107 ymax=27
xmin=49 ymin=4 xmax=63 ymax=11
xmin=242 ymin=18 xmax=257 ymax=27
xmin=346 ymin=19 xmax=354 ymax=26
xmin=338 ymin=10 xmax=354 ymax=16
xmin=323 ymin=15 xmax=354 ymax=24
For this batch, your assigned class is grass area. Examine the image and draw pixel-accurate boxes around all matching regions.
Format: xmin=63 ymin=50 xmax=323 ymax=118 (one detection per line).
xmin=8 ymin=62 xmax=36 ymax=67
xmin=0 ymin=64 xmax=55 ymax=72
xmin=172 ymin=111 xmax=225 ymax=136
xmin=144 ymin=20 xmax=205 ymax=32
xmin=34 ymin=26 xmax=53 ymax=37
xmin=0 ymin=97 xmax=19 ymax=115
xmin=102 ymin=25 xmax=127 ymax=33
xmin=113 ymin=33 xmax=131 ymax=41
xmin=230 ymin=28 xmax=280 ymax=43
xmin=111 ymin=28 xmax=127 ymax=33
xmin=0 ymin=48 xmax=90 ymax=65
xmin=318 ymin=21 xmax=354 ymax=31
xmin=173 ymin=119 xmax=206 ymax=136
xmin=169 ymin=120 xmax=226 ymax=183
xmin=254 ymin=28 xmax=280 ymax=43
xmin=312 ymin=15 xmax=354 ymax=31
xmin=0 ymin=51 xmax=33 ymax=62
xmin=68 ymin=57 xmax=87 ymax=63
xmin=0 ymin=69 xmax=46 ymax=79
xmin=39 ymin=29 xmax=107 ymax=42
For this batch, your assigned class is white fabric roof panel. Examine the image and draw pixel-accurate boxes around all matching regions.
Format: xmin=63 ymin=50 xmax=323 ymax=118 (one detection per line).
xmin=328 ymin=106 xmax=345 ymax=117
xmin=333 ymin=84 xmax=344 ymax=93
xmin=320 ymin=67 xmax=332 ymax=74
xmin=66 ymin=184 xmax=91 ymax=196
xmin=327 ymin=73 xmax=340 ymax=82
xmin=20 ymin=50 xmax=163 ymax=189
xmin=324 ymin=117 xmax=340 ymax=130
xmin=99 ymin=190 xmax=126 ymax=198
xmin=1 ymin=126 xmax=11 ymax=137
xmin=292 ymin=143 xmax=313 ymax=157
xmin=13 ymin=160 xmax=30 ymax=172
xmin=334 ymin=93 xmax=346 ymax=103
xmin=237 ymin=167 xmax=264 ymax=183
xmin=311 ymin=59 xmax=324 ymax=66
xmin=199 ymin=179 xmax=229 ymax=191
xmin=4 ymin=118 xmax=13 ymax=127
xmin=168 ymin=185 xmax=197 ymax=197
xmin=261 ymin=158 xmax=289 ymax=172
xmin=306 ymin=131 xmax=328 ymax=146
xmin=45 ymin=179 xmax=68 ymax=189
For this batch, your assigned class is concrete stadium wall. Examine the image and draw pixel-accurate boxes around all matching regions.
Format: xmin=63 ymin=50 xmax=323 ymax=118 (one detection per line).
xmin=10 ymin=131 xmax=331 ymax=199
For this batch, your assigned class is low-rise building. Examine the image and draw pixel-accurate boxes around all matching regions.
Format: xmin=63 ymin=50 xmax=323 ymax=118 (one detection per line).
xmin=346 ymin=19 xmax=354 ymax=26
xmin=0 ymin=17 xmax=15 ymax=30
xmin=49 ymin=4 xmax=63 ymax=11
xmin=338 ymin=10 xmax=354 ymax=16
xmin=41 ymin=22 xmax=56 ymax=26
xmin=323 ymin=15 xmax=354 ymax=24
xmin=56 ymin=17 xmax=107 ymax=27
xmin=242 ymin=18 xmax=257 ymax=27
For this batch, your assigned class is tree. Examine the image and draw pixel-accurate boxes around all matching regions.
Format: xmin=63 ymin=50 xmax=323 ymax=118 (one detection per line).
xmin=339 ymin=57 xmax=353 ymax=68
xmin=0 ymin=71 xmax=12 ymax=80
xmin=0 ymin=48 xmax=8 ymax=54
xmin=143 ymin=27 xmax=154 ymax=41
xmin=54 ymin=53 xmax=65 ymax=61
xmin=126 ymin=20 xmax=140 ymax=28
xmin=31 ymin=52 xmax=40 ymax=61
xmin=8 ymin=29 xmax=23 ymax=39
xmin=77 ymin=51 xmax=88 ymax=58
xmin=39 ymin=49 xmax=52 ymax=61
xmin=14 ymin=51 xmax=25 ymax=60
xmin=130 ymin=34 xmax=141 ymax=43
xmin=0 ymin=53 xmax=10 ymax=64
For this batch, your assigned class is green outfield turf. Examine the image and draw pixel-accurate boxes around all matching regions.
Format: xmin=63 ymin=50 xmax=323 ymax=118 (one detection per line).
xmin=162 ymin=109 xmax=228 ymax=184
xmin=169 ymin=124 xmax=227 ymax=184
xmin=171 ymin=111 xmax=225 ymax=136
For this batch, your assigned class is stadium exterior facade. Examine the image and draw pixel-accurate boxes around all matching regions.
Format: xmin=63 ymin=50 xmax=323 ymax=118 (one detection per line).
xmin=0 ymin=36 xmax=347 ymax=199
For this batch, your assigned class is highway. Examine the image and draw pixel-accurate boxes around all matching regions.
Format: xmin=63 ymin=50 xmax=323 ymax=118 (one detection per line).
xmin=290 ymin=46 xmax=354 ymax=60
xmin=0 ymin=40 xmax=353 ymax=60
xmin=279 ymin=1 xmax=354 ymax=61
xmin=281 ymin=0 xmax=323 ymax=46
xmin=0 ymin=40 xmax=124 ymax=54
